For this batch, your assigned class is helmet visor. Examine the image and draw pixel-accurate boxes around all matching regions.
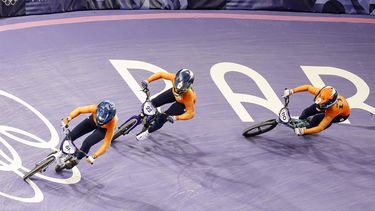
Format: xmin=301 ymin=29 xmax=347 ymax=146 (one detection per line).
xmin=173 ymin=80 xmax=191 ymax=95
xmin=315 ymin=91 xmax=338 ymax=110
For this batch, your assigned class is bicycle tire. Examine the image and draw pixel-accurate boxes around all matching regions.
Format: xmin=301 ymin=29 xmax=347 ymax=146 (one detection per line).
xmin=242 ymin=119 xmax=278 ymax=137
xmin=112 ymin=119 xmax=137 ymax=141
xmin=23 ymin=156 xmax=55 ymax=181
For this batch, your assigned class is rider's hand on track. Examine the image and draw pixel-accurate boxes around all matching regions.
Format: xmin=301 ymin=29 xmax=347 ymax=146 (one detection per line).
xmin=167 ymin=115 xmax=176 ymax=124
xmin=282 ymin=89 xmax=293 ymax=98
xmin=294 ymin=127 xmax=305 ymax=136
xmin=141 ymin=80 xmax=149 ymax=89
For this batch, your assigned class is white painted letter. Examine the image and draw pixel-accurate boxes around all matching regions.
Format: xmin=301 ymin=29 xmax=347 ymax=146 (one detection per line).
xmin=109 ymin=60 xmax=172 ymax=102
xmin=211 ymin=62 xmax=283 ymax=122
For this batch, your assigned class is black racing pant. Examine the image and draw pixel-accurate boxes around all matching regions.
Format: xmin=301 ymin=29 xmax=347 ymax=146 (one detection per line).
xmin=299 ymin=104 xmax=349 ymax=130
xmin=68 ymin=115 xmax=107 ymax=160
xmin=148 ymin=88 xmax=185 ymax=133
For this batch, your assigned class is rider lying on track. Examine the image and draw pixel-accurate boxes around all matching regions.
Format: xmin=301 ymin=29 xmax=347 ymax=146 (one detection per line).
xmin=283 ymin=85 xmax=350 ymax=136
xmin=61 ymin=100 xmax=117 ymax=168
xmin=136 ymin=69 xmax=197 ymax=141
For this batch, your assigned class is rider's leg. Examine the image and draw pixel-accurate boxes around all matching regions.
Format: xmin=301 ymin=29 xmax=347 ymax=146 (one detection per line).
xmin=299 ymin=104 xmax=323 ymax=120
xmin=136 ymin=89 xmax=175 ymax=141
xmin=332 ymin=114 xmax=350 ymax=123
xmin=148 ymin=102 xmax=185 ymax=133
xmin=77 ymin=127 xmax=107 ymax=160
xmin=306 ymin=113 xmax=327 ymax=129
xmin=151 ymin=88 xmax=175 ymax=107
xmin=69 ymin=115 xmax=97 ymax=141
xmin=64 ymin=115 xmax=96 ymax=169
xmin=137 ymin=102 xmax=185 ymax=141
xmin=65 ymin=127 xmax=106 ymax=169
xmin=304 ymin=113 xmax=349 ymax=131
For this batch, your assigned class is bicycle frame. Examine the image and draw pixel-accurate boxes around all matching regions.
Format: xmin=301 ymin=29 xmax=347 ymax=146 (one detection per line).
xmin=49 ymin=128 xmax=84 ymax=164
xmin=277 ymin=96 xmax=309 ymax=129
xmin=119 ymin=115 xmax=143 ymax=134
xmin=60 ymin=129 xmax=79 ymax=154
xmin=113 ymin=88 xmax=159 ymax=139
xmin=242 ymin=94 xmax=310 ymax=138
xmin=24 ymin=128 xmax=84 ymax=180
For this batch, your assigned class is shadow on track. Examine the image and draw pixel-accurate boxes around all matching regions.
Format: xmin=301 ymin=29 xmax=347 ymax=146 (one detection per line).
xmin=245 ymin=133 xmax=375 ymax=191
xmin=111 ymin=131 xmax=208 ymax=168
xmin=38 ymin=176 xmax=164 ymax=211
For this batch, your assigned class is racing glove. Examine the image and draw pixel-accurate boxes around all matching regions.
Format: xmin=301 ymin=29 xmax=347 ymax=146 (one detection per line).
xmin=86 ymin=155 xmax=95 ymax=165
xmin=141 ymin=80 xmax=149 ymax=89
xmin=282 ymin=89 xmax=294 ymax=98
xmin=294 ymin=127 xmax=306 ymax=136
xmin=61 ymin=117 xmax=71 ymax=129
xmin=167 ymin=115 xmax=176 ymax=124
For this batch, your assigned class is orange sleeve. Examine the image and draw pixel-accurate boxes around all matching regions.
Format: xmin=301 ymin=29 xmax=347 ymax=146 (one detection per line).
xmin=93 ymin=117 xmax=117 ymax=158
xmin=68 ymin=104 xmax=97 ymax=120
xmin=146 ymin=72 xmax=175 ymax=83
xmin=292 ymin=85 xmax=320 ymax=95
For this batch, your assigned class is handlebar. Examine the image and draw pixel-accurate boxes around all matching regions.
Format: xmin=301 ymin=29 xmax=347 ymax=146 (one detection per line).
xmin=142 ymin=87 xmax=151 ymax=100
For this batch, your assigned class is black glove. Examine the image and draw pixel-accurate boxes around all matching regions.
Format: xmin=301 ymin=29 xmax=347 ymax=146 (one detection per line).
xmin=141 ymin=80 xmax=149 ymax=89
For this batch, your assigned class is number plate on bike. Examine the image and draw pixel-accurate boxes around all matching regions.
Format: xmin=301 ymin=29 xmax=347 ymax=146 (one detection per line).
xmin=142 ymin=101 xmax=157 ymax=116
xmin=62 ymin=140 xmax=77 ymax=155
xmin=279 ymin=108 xmax=291 ymax=123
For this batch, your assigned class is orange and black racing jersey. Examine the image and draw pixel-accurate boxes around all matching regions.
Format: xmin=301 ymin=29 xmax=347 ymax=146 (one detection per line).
xmin=292 ymin=85 xmax=350 ymax=135
xmin=68 ymin=104 xmax=118 ymax=158
xmin=146 ymin=72 xmax=196 ymax=120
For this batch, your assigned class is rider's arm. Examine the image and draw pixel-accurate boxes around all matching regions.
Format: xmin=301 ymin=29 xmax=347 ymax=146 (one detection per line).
xmin=304 ymin=115 xmax=334 ymax=135
xmin=146 ymin=72 xmax=175 ymax=83
xmin=292 ymin=85 xmax=320 ymax=95
xmin=68 ymin=104 xmax=97 ymax=120
xmin=92 ymin=118 xmax=117 ymax=159
xmin=176 ymin=102 xmax=195 ymax=120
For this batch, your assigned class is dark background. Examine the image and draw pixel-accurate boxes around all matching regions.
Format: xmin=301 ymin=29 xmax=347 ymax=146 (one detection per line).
xmin=1 ymin=0 xmax=374 ymax=17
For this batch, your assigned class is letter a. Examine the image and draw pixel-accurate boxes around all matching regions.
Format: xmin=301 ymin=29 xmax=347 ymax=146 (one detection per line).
xmin=211 ymin=62 xmax=283 ymax=122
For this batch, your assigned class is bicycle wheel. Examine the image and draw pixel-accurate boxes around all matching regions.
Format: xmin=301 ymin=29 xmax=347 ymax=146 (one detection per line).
xmin=23 ymin=156 xmax=55 ymax=181
xmin=112 ymin=119 xmax=137 ymax=141
xmin=242 ymin=119 xmax=278 ymax=137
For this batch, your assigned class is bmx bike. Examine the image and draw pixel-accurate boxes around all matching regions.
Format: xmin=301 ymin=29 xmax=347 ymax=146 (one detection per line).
xmin=242 ymin=96 xmax=310 ymax=137
xmin=112 ymin=87 xmax=159 ymax=141
xmin=23 ymin=127 xmax=88 ymax=181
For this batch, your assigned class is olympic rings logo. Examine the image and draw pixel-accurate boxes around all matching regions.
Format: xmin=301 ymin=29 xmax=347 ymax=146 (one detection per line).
xmin=0 ymin=90 xmax=82 ymax=203
xmin=1 ymin=0 xmax=17 ymax=6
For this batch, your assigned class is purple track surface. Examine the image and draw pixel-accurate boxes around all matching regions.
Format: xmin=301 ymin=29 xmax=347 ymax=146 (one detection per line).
xmin=0 ymin=10 xmax=374 ymax=211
